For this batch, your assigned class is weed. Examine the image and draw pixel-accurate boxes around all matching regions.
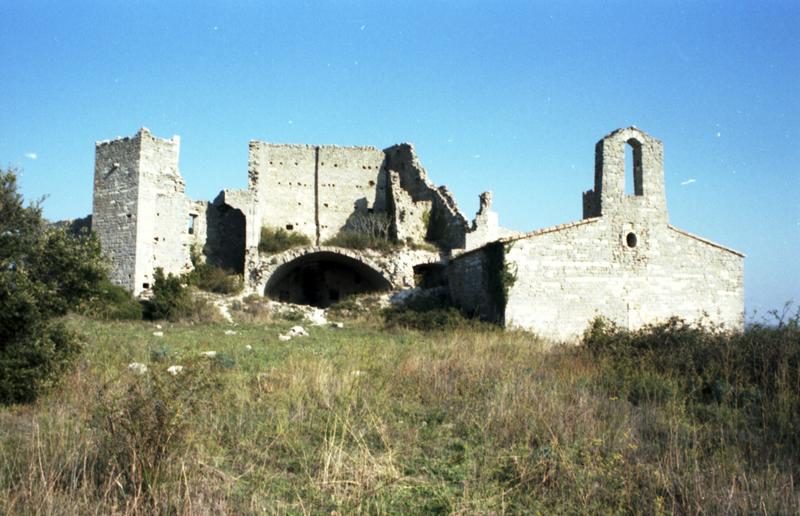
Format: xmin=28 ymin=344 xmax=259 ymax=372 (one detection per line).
xmin=259 ymin=227 xmax=311 ymax=254
xmin=81 ymin=279 xmax=143 ymax=320
xmin=0 ymin=311 xmax=797 ymax=513
xmin=186 ymin=262 xmax=243 ymax=294
xmin=92 ymin=356 xmax=222 ymax=503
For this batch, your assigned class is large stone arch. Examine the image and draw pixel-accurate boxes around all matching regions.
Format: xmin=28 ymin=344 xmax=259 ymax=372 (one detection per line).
xmin=257 ymin=247 xmax=394 ymax=307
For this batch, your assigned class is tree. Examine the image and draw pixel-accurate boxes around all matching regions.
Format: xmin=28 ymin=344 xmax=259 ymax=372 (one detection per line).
xmin=0 ymin=168 xmax=106 ymax=404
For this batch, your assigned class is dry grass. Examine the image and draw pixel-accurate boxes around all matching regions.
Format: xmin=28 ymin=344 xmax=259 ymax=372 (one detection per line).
xmin=0 ymin=315 xmax=797 ymax=514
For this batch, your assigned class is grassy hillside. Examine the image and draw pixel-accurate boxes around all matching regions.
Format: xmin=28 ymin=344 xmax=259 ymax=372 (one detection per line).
xmin=0 ymin=312 xmax=797 ymax=514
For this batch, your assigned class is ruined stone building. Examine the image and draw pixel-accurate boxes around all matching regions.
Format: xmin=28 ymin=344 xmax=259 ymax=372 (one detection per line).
xmin=92 ymin=126 xmax=744 ymax=341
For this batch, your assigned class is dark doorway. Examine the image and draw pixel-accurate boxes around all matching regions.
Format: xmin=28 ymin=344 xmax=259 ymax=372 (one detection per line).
xmin=265 ymin=252 xmax=391 ymax=308
xmin=205 ymin=202 xmax=246 ymax=273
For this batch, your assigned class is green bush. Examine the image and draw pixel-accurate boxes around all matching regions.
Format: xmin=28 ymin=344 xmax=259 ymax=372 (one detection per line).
xmin=0 ymin=319 xmax=82 ymax=404
xmin=383 ymin=290 xmax=488 ymax=331
xmin=81 ymin=279 xmax=143 ymax=320
xmin=187 ymin=262 xmax=243 ymax=294
xmin=258 ymin=227 xmax=311 ymax=254
xmin=582 ymin=311 xmax=800 ymax=463
xmin=143 ymin=269 xmax=194 ymax=321
xmin=0 ymin=168 xmax=106 ymax=404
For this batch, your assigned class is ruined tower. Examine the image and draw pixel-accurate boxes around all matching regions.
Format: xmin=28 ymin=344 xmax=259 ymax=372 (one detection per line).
xmin=92 ymin=128 xmax=192 ymax=295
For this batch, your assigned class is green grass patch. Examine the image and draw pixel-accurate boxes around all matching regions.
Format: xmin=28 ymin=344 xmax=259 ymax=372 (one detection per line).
xmin=0 ymin=312 xmax=797 ymax=513
xmin=322 ymin=230 xmax=400 ymax=253
xmin=258 ymin=226 xmax=311 ymax=254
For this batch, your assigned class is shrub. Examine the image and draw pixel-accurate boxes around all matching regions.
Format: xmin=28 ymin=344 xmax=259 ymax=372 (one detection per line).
xmin=187 ymin=262 xmax=243 ymax=294
xmin=582 ymin=311 xmax=800 ymax=463
xmin=81 ymin=279 xmax=143 ymax=320
xmin=326 ymin=297 xmax=364 ymax=318
xmin=0 ymin=168 xmax=106 ymax=404
xmin=323 ymin=212 xmax=400 ymax=253
xmin=0 ymin=319 xmax=82 ymax=404
xmin=258 ymin=227 xmax=311 ymax=254
xmin=383 ymin=289 xmax=488 ymax=331
xmin=92 ymin=356 xmax=221 ymax=500
xmin=143 ymin=269 xmax=194 ymax=321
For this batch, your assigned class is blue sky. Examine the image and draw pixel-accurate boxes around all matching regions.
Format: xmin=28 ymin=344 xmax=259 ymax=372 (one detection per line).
xmin=1 ymin=0 xmax=798 ymax=317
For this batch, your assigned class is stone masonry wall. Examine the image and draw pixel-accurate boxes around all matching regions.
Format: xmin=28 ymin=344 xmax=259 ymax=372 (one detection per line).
xmin=248 ymin=143 xmax=387 ymax=245
xmin=136 ymin=130 xmax=193 ymax=291
xmin=92 ymin=129 xmax=195 ymax=295
xmin=386 ymin=170 xmax=432 ymax=245
xmin=317 ymin=146 xmax=387 ymax=241
xmin=92 ymin=133 xmax=142 ymax=292
xmin=503 ymin=220 xmax=743 ymax=342
xmin=447 ymin=243 xmax=504 ymax=323
xmin=249 ymin=143 xmax=317 ymax=241
xmin=449 ymin=126 xmax=744 ymax=342
xmin=384 ymin=143 xmax=470 ymax=250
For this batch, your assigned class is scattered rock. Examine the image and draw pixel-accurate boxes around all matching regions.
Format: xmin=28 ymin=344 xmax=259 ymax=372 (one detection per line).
xmin=350 ymin=370 xmax=367 ymax=377
xmin=278 ymin=334 xmax=292 ymax=342
xmin=152 ymin=331 xmax=164 ymax=337
xmin=330 ymin=322 xmax=344 ymax=329
xmin=245 ymin=344 xmax=253 ymax=351
xmin=289 ymin=325 xmax=309 ymax=337
xmin=128 ymin=362 xmax=148 ymax=374
xmin=167 ymin=365 xmax=184 ymax=375
xmin=224 ymin=330 xmax=237 ymax=335
xmin=200 ymin=351 xmax=217 ymax=358
xmin=305 ymin=308 xmax=328 ymax=326
xmin=215 ymin=300 xmax=234 ymax=323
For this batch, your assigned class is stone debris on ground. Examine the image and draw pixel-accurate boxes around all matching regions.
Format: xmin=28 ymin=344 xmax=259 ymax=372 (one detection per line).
xmin=289 ymin=325 xmax=309 ymax=337
xmin=277 ymin=325 xmax=309 ymax=341
xmin=200 ymin=351 xmax=217 ymax=358
xmin=215 ymin=299 xmax=234 ymax=323
xmin=224 ymin=330 xmax=237 ymax=335
xmin=167 ymin=365 xmax=184 ymax=375
xmin=128 ymin=362 xmax=148 ymax=374
xmin=264 ymin=300 xmax=328 ymax=326
xmin=152 ymin=331 xmax=164 ymax=337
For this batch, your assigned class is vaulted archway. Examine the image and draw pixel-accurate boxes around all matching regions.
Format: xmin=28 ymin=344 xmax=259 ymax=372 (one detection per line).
xmin=264 ymin=250 xmax=392 ymax=307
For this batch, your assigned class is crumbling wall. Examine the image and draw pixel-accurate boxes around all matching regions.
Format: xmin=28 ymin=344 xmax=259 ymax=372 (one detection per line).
xmin=248 ymin=143 xmax=387 ymax=245
xmin=383 ymin=143 xmax=470 ymax=250
xmin=317 ymin=146 xmax=387 ymax=241
xmin=134 ymin=130 xmax=193 ymax=290
xmin=249 ymin=142 xmax=317 ymax=241
xmin=386 ymin=170 xmax=431 ymax=244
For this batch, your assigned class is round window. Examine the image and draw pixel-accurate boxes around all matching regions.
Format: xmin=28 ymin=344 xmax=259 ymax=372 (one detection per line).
xmin=626 ymin=232 xmax=638 ymax=248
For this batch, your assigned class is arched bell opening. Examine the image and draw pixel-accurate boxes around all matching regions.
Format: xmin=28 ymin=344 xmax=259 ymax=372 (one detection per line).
xmin=265 ymin=251 xmax=392 ymax=308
